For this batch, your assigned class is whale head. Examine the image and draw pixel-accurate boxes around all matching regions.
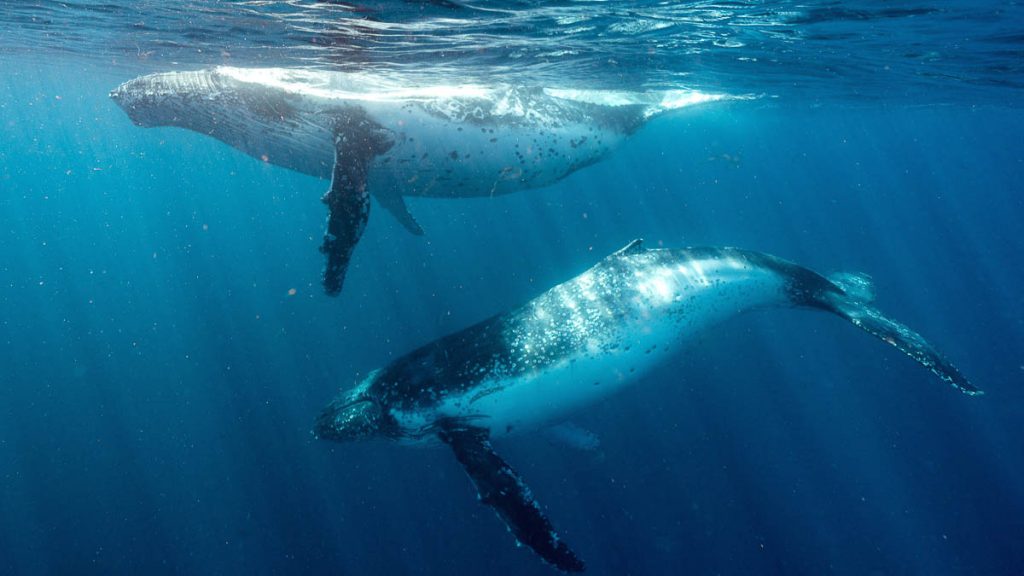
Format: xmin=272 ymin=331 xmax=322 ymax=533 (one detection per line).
xmin=313 ymin=374 xmax=397 ymax=442
xmin=314 ymin=397 xmax=382 ymax=442
xmin=111 ymin=71 xmax=219 ymax=128
xmin=110 ymin=69 xmax=292 ymax=137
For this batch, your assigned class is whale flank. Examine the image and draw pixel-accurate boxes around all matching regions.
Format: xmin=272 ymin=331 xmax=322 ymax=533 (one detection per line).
xmin=314 ymin=241 xmax=978 ymax=571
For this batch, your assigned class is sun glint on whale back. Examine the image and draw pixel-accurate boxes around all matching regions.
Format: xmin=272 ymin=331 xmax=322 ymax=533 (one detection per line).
xmin=313 ymin=240 xmax=977 ymax=572
xmin=111 ymin=67 xmax=729 ymax=296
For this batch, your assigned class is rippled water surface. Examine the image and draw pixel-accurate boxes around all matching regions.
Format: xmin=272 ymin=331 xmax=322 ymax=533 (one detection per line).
xmin=3 ymin=0 xmax=1023 ymax=99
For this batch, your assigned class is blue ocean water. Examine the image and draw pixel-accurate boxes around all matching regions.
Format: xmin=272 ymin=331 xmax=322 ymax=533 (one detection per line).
xmin=1 ymin=2 xmax=1023 ymax=575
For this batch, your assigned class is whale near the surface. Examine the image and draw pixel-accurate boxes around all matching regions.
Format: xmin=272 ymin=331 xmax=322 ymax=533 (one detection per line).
xmin=110 ymin=67 xmax=728 ymax=295
xmin=313 ymin=239 xmax=978 ymax=572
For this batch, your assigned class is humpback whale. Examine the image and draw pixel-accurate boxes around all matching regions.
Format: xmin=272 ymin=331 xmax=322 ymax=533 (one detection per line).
xmin=313 ymin=240 xmax=978 ymax=572
xmin=110 ymin=68 xmax=726 ymax=295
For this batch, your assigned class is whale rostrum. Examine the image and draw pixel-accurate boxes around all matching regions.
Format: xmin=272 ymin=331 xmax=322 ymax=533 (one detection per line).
xmin=313 ymin=240 xmax=978 ymax=572
xmin=110 ymin=67 xmax=728 ymax=296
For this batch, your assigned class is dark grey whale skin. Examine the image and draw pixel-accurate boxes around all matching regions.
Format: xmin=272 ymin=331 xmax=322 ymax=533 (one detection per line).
xmin=313 ymin=241 xmax=978 ymax=573
xmin=109 ymin=67 xmax=696 ymax=203
xmin=110 ymin=67 xmax=722 ymax=294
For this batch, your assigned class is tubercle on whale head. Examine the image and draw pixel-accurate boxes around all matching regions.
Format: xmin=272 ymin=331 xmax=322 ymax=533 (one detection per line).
xmin=109 ymin=76 xmax=181 ymax=128
xmin=110 ymin=73 xmax=182 ymax=127
xmin=313 ymin=375 xmax=399 ymax=442
xmin=109 ymin=80 xmax=148 ymax=126
xmin=110 ymin=70 xmax=228 ymax=129
xmin=313 ymin=396 xmax=384 ymax=442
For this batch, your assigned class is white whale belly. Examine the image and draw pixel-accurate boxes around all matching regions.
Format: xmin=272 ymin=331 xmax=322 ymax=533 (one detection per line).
xmin=449 ymin=332 xmax=681 ymax=437
xmin=365 ymin=105 xmax=620 ymax=198
xmin=392 ymin=259 xmax=788 ymax=442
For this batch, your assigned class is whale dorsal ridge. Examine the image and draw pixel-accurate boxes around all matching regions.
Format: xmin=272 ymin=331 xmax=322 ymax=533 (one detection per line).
xmin=613 ymin=238 xmax=645 ymax=258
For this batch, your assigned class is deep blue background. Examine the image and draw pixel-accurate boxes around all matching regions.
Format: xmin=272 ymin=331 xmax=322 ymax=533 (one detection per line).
xmin=1 ymin=61 xmax=1022 ymax=575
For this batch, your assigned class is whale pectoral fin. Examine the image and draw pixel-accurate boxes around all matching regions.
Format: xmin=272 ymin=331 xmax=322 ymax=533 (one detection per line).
xmin=438 ymin=421 xmax=585 ymax=573
xmin=377 ymin=193 xmax=425 ymax=236
xmin=319 ymin=111 xmax=394 ymax=297
xmin=320 ymin=142 xmax=371 ymax=296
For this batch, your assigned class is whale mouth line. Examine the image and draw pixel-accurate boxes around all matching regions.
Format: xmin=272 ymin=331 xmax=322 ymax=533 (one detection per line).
xmin=316 ymin=396 xmax=371 ymax=421
xmin=108 ymin=85 xmax=144 ymax=124
xmin=313 ymin=396 xmax=384 ymax=442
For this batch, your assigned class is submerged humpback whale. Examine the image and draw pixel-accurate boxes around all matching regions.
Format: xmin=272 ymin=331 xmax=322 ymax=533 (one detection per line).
xmin=110 ymin=67 xmax=727 ymax=295
xmin=313 ymin=240 xmax=978 ymax=572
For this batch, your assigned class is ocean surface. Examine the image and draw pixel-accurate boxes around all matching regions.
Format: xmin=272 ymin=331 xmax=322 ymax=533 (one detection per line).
xmin=1 ymin=1 xmax=1023 ymax=574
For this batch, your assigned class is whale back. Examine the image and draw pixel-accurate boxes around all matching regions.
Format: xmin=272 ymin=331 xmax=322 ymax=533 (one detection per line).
xmin=111 ymin=68 xmax=731 ymax=195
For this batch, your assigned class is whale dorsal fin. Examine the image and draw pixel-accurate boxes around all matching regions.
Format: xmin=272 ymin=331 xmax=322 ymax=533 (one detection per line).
xmin=613 ymin=238 xmax=645 ymax=257
xmin=437 ymin=421 xmax=585 ymax=573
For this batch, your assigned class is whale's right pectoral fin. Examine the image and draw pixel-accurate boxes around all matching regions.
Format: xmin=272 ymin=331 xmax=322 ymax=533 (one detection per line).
xmin=377 ymin=192 xmax=424 ymax=236
xmin=438 ymin=420 xmax=585 ymax=573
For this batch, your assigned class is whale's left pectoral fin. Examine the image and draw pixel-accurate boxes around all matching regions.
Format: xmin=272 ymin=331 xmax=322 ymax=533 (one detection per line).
xmin=320 ymin=122 xmax=392 ymax=296
xmin=438 ymin=421 xmax=585 ymax=573
xmin=320 ymin=142 xmax=370 ymax=296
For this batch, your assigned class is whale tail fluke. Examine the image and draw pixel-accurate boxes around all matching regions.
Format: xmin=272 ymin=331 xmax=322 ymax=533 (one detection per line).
xmin=814 ymin=271 xmax=980 ymax=396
